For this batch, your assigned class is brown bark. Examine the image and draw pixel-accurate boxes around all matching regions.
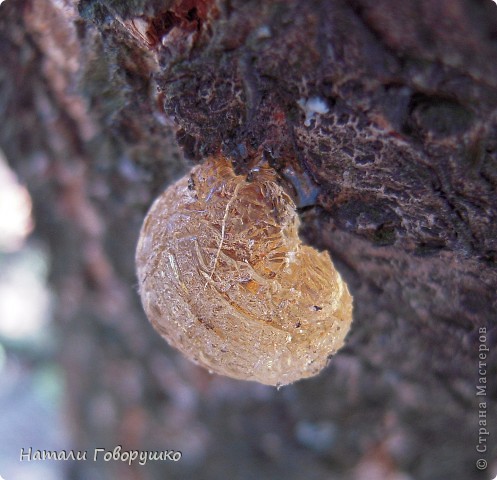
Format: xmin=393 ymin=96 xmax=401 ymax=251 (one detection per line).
xmin=1 ymin=0 xmax=496 ymax=479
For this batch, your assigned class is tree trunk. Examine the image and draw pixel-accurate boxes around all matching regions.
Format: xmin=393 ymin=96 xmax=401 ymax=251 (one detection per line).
xmin=1 ymin=0 xmax=496 ymax=479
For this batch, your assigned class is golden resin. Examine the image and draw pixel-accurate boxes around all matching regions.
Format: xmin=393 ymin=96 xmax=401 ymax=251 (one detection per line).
xmin=136 ymin=156 xmax=353 ymax=386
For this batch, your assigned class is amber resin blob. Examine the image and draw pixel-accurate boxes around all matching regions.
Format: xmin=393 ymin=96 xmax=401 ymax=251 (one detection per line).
xmin=136 ymin=156 xmax=353 ymax=386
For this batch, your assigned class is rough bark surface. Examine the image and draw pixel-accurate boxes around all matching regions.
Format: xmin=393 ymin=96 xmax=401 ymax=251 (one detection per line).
xmin=1 ymin=0 xmax=496 ymax=479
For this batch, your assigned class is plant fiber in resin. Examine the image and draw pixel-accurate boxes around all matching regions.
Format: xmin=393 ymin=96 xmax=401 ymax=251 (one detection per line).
xmin=136 ymin=156 xmax=353 ymax=386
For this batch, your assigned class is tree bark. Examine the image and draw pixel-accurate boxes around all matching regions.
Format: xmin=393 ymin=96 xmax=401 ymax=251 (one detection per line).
xmin=1 ymin=0 xmax=496 ymax=479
